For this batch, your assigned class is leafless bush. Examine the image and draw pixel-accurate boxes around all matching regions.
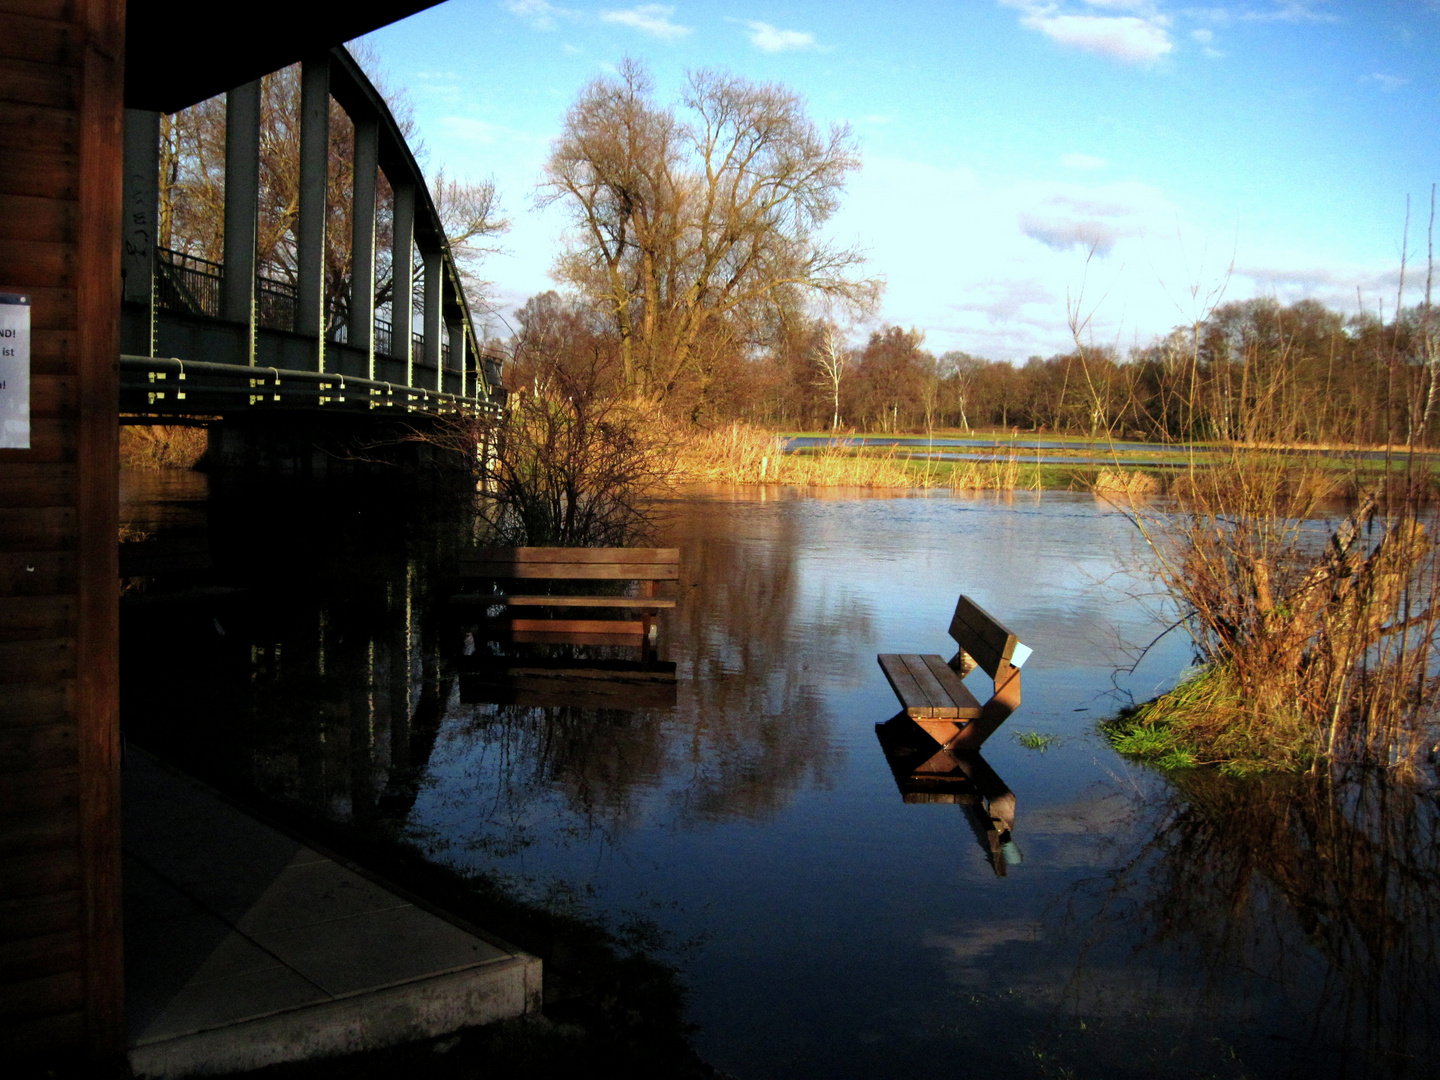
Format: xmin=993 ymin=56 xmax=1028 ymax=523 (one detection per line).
xmin=1114 ymin=455 xmax=1440 ymax=774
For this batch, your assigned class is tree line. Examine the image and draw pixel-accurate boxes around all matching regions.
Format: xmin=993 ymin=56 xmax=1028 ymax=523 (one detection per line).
xmin=160 ymin=55 xmax=1436 ymax=447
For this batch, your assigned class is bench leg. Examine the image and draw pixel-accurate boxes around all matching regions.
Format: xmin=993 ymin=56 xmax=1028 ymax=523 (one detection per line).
xmin=948 ymin=663 xmax=1021 ymax=751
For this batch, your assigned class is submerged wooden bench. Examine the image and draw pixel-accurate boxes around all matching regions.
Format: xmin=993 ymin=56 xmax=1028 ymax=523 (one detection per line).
xmin=878 ymin=595 xmax=1032 ymax=751
xmin=455 ymin=546 xmax=679 ymax=669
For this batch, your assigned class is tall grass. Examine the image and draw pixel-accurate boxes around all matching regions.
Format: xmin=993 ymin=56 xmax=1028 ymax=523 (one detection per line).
xmin=119 ymin=424 xmax=208 ymax=469
xmin=1105 ymin=453 xmax=1440 ymax=776
xmin=665 ymin=422 xmax=1029 ymax=490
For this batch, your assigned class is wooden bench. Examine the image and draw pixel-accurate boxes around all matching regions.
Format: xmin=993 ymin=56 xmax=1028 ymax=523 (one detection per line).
xmin=877 ymin=595 xmax=1032 ymax=751
xmin=455 ymin=546 xmax=679 ymax=669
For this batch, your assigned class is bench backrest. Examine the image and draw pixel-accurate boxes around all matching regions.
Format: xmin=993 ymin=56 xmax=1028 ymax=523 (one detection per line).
xmin=462 ymin=546 xmax=680 ymax=581
xmin=948 ymin=595 xmax=1031 ymax=678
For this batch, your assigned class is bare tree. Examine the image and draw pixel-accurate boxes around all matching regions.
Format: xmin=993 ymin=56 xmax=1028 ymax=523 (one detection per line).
xmin=540 ymin=59 xmax=881 ymax=405
xmin=814 ymin=322 xmax=848 ymax=430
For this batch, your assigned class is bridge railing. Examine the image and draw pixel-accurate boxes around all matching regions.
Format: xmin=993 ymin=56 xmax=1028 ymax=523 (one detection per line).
xmin=121 ymin=46 xmax=503 ymax=416
xmin=155 ymin=247 xmax=223 ymax=319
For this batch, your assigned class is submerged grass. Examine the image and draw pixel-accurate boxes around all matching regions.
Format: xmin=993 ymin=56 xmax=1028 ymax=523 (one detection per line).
xmin=1015 ymin=731 xmax=1062 ymax=752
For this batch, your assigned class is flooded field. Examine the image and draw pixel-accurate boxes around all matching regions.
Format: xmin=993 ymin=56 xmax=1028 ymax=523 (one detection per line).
xmin=119 ymin=471 xmax=1440 ymax=1079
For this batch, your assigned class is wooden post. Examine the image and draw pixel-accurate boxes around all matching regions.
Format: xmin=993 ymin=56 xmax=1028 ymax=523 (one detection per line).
xmin=0 ymin=0 xmax=126 ymax=1057
xmin=350 ymin=117 xmax=378 ymax=377
xmin=296 ymin=54 xmax=329 ymax=366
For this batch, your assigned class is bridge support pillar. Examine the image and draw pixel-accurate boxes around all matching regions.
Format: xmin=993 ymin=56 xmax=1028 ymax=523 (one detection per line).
xmin=423 ymin=249 xmax=442 ymax=391
xmin=351 ymin=118 xmax=379 ymax=377
xmin=446 ymin=315 xmax=466 ymax=398
xmin=297 ymin=55 xmax=331 ymax=367
xmin=391 ymin=182 xmax=415 ymax=385
xmin=223 ymin=80 xmax=262 ymax=349
xmin=122 ymin=109 xmax=160 ymax=354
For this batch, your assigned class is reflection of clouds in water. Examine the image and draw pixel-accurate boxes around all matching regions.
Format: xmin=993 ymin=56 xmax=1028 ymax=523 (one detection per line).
xmin=926 ymin=918 xmax=1040 ymax=980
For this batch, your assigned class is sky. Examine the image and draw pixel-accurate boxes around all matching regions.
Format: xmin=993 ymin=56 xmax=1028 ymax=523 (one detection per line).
xmin=359 ymin=1 xmax=1440 ymax=361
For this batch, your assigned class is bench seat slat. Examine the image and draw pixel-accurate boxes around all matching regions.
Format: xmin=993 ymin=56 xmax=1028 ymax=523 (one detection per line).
xmin=462 ymin=562 xmax=679 ymax=581
xmin=878 ymin=653 xmax=984 ymax=719
xmin=469 ymin=546 xmax=679 ymax=564
xmin=920 ymin=654 xmax=983 ymax=717
xmin=451 ymin=594 xmax=676 ymax=609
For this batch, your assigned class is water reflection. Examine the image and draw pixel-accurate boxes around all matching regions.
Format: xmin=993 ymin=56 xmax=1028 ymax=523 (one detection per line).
xmin=1067 ymin=767 xmax=1440 ymax=1076
xmin=874 ymin=714 xmax=1020 ymax=876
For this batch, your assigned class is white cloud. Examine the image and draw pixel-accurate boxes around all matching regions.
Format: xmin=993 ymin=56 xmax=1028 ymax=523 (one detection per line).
xmin=1367 ymin=72 xmax=1409 ymax=92
xmin=1022 ymin=11 xmax=1173 ymax=63
xmin=503 ymin=0 xmax=576 ymax=31
xmin=1190 ymin=27 xmax=1213 ymax=43
xmin=1238 ymin=1 xmax=1339 ymax=23
xmin=1062 ymin=152 xmax=1108 ymax=170
xmin=600 ymin=4 xmax=691 ymax=40
xmin=743 ymin=20 xmax=820 ymax=52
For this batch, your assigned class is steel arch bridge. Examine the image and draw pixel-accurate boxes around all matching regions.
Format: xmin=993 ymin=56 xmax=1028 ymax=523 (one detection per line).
xmin=118 ymin=43 xmax=505 ymax=427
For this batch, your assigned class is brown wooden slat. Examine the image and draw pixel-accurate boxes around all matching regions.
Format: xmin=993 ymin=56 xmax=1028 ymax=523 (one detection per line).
xmin=0 ymin=151 xmax=77 ymax=200
xmin=0 ymin=506 xmax=74 ymax=549
xmin=0 ymin=1 xmax=82 ymax=22
xmin=511 ymin=631 xmax=646 ymax=647
xmin=0 ymin=849 xmax=79 ymax=900
xmin=0 ymin=680 xmax=71 ymax=725
xmin=0 ymin=594 xmax=73 ymax=639
xmin=463 ymin=561 xmax=679 ymax=581
xmin=0 ymin=237 xmax=73 ymax=285
xmin=901 ymin=653 xmax=953 ymax=712
xmin=920 ymin=654 xmax=983 ymax=717
xmin=0 ymin=195 xmax=75 ymax=243
xmin=469 ymin=546 xmax=679 ymax=563
xmin=0 ymin=969 xmax=83 ymax=1020
xmin=506 ymin=618 xmax=645 ymax=636
xmin=27 ymin=373 xmax=76 ymax=417
xmin=0 ymin=476 xmax=73 ymax=508
xmin=0 ymin=807 xmax=77 ymax=857
xmin=454 ymin=593 xmax=674 ymax=608
xmin=0 ymin=929 xmax=82 ymax=983
xmin=947 ymin=595 xmax=1017 ymax=678
xmin=878 ymin=653 xmax=935 ymax=718
xmin=0 ymin=1009 xmax=85 ymax=1055
xmin=0 ymin=57 xmax=76 ymax=108
xmin=0 ymin=551 xmax=76 ymax=594
xmin=0 ymin=766 xmax=77 ymax=814
xmin=0 ymin=13 xmax=79 ymax=66
xmin=0 ymin=722 xmax=76 ymax=771
xmin=0 ymin=891 xmax=80 ymax=942
xmin=0 ymin=638 xmax=73 ymax=684
xmin=0 ymin=101 xmax=77 ymax=153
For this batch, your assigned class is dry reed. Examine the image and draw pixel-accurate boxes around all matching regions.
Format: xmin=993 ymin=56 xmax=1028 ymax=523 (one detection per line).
xmin=119 ymin=424 xmax=208 ymax=469
xmin=665 ymin=422 xmax=1031 ymax=490
xmin=1106 ymin=453 xmax=1440 ymax=775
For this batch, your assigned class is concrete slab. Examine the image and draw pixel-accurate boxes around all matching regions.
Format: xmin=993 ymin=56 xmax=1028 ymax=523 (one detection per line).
xmin=123 ymin=747 xmax=541 ymax=1078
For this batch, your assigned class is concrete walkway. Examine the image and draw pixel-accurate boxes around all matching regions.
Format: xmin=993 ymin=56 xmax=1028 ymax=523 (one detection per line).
xmin=123 ymin=747 xmax=540 ymax=1078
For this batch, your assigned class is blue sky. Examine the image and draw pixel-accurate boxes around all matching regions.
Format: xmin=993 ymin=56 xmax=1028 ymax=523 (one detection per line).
xmin=360 ymin=1 xmax=1440 ymax=360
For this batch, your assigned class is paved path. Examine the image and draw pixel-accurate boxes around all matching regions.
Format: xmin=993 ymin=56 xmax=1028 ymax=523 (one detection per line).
xmin=123 ymin=747 xmax=539 ymax=1077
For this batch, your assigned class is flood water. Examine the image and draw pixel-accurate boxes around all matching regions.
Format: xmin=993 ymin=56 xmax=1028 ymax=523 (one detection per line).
xmin=119 ymin=470 xmax=1440 ymax=1079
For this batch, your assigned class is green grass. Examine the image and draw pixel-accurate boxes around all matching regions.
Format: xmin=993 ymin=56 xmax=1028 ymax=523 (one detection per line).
xmin=1014 ymin=731 xmax=1061 ymax=751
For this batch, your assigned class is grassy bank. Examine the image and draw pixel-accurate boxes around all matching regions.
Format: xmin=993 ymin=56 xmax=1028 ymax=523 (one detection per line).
xmin=1100 ymin=457 xmax=1440 ymax=777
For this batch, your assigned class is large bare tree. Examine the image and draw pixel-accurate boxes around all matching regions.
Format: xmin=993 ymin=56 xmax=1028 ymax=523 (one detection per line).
xmin=540 ymin=59 xmax=880 ymax=405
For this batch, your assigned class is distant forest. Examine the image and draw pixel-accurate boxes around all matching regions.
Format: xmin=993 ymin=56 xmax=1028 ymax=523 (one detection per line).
xmin=505 ymin=291 xmax=1439 ymax=447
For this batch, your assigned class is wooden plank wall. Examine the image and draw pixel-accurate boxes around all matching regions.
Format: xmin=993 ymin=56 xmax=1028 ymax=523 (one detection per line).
xmin=0 ymin=0 xmax=125 ymax=1059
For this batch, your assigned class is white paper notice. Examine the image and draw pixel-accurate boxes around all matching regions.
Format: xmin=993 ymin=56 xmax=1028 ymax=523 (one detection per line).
xmin=0 ymin=293 xmax=30 ymax=449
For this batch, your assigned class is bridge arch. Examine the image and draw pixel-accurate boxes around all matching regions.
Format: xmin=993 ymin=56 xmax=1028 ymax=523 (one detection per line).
xmin=120 ymin=45 xmax=504 ymax=420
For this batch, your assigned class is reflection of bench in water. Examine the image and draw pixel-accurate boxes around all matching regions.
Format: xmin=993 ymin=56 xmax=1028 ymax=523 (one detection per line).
xmin=875 ymin=716 xmax=1020 ymax=875
xmin=458 ymin=657 xmax=678 ymax=709
xmin=453 ymin=546 xmax=680 ymax=707
xmin=877 ymin=595 xmax=1031 ymax=751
